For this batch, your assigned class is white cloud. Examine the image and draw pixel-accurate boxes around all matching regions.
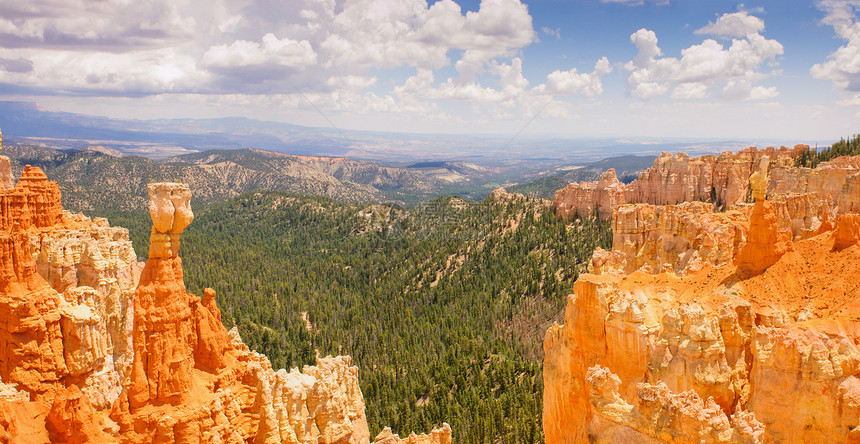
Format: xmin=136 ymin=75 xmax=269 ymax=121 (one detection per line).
xmin=838 ymin=93 xmax=860 ymax=105
xmin=625 ymin=12 xmax=783 ymax=100
xmin=671 ymin=82 xmax=709 ymax=99
xmin=200 ymin=34 xmax=317 ymax=78
xmin=542 ymin=27 xmax=561 ymax=40
xmin=0 ymin=0 xmax=616 ymax=125
xmin=0 ymin=47 xmax=202 ymax=95
xmin=391 ymin=54 xmax=612 ymax=121
xmin=811 ymin=0 xmax=860 ymax=93
xmin=695 ymin=11 xmax=765 ymax=37
xmin=535 ymin=57 xmax=612 ymax=97
xmin=0 ymin=0 xmax=210 ymax=49
xmin=721 ymin=80 xmax=778 ymax=100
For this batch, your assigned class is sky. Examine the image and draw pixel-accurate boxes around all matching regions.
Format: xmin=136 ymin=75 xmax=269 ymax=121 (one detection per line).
xmin=1 ymin=0 xmax=859 ymax=142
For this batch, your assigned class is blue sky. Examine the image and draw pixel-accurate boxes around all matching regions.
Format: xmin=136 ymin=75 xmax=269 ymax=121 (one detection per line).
xmin=0 ymin=0 xmax=858 ymax=142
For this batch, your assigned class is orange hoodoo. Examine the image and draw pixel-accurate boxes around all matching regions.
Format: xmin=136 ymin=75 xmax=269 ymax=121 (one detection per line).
xmin=737 ymin=156 xmax=791 ymax=276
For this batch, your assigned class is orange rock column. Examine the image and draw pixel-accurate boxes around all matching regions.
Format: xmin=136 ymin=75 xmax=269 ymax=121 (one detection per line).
xmin=128 ymin=182 xmax=196 ymax=408
xmin=737 ymin=157 xmax=791 ymax=276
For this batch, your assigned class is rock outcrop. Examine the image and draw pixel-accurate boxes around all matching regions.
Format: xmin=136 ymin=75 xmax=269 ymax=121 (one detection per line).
xmin=544 ymin=162 xmax=860 ymax=442
xmin=373 ymin=423 xmax=453 ymax=444
xmin=553 ymin=169 xmax=634 ymax=218
xmin=0 ymin=168 xmax=452 ymax=443
xmin=0 ymin=156 xmax=12 ymax=191
xmin=552 ymin=146 xmax=860 ymax=220
xmin=590 ymin=202 xmax=749 ymax=276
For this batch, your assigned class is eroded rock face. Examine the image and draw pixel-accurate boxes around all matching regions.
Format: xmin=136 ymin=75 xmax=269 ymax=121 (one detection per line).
xmin=33 ymin=213 xmax=140 ymax=297
xmin=584 ymin=365 xmax=765 ymax=443
xmin=591 ymin=202 xmax=749 ymax=276
xmin=553 ymin=169 xmax=634 ymax=218
xmin=0 ymin=156 xmax=12 ymax=191
xmin=838 ymin=171 xmax=860 ymax=214
xmin=770 ymin=155 xmax=860 ymax=207
xmin=544 ymin=189 xmax=860 ymax=442
xmin=553 ymin=147 xmax=860 ymax=220
xmin=0 ymin=168 xmax=72 ymax=403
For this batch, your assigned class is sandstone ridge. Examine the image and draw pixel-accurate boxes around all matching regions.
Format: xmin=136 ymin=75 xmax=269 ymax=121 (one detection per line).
xmin=544 ymin=154 xmax=860 ymax=443
xmin=552 ymin=146 xmax=860 ymax=221
xmin=0 ymin=162 xmax=451 ymax=443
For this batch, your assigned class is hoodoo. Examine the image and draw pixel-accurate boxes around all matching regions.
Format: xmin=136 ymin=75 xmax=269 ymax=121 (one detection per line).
xmin=736 ymin=157 xmax=791 ymax=276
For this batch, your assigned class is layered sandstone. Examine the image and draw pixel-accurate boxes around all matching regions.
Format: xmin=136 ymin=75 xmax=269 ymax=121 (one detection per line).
xmin=552 ymin=146 xmax=860 ymax=220
xmin=0 ymin=171 xmax=451 ymax=443
xmin=590 ymin=202 xmax=748 ymax=275
xmin=553 ymin=169 xmax=634 ymax=218
xmin=544 ymin=166 xmax=860 ymax=442
xmin=770 ymin=154 xmax=860 ymax=208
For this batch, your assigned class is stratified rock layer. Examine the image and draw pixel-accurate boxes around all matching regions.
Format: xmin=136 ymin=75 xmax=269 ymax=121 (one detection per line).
xmin=553 ymin=169 xmax=633 ymax=218
xmin=552 ymin=147 xmax=860 ymax=220
xmin=544 ymin=183 xmax=860 ymax=442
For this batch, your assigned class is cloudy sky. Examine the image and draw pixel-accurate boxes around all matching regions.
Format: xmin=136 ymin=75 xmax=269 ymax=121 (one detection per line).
xmin=1 ymin=0 xmax=858 ymax=141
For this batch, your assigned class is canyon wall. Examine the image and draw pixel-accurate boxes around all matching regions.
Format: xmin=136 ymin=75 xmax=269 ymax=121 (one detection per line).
xmin=0 ymin=157 xmax=451 ymax=443
xmin=552 ymin=146 xmax=859 ymax=220
xmin=544 ymin=161 xmax=860 ymax=442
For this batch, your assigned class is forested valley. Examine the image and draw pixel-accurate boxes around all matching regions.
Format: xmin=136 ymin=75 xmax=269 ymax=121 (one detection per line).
xmin=105 ymin=191 xmax=611 ymax=443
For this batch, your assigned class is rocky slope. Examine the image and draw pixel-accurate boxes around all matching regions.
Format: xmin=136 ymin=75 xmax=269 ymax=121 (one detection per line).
xmin=0 ymin=153 xmax=450 ymax=443
xmin=543 ymin=155 xmax=860 ymax=442
xmin=552 ymin=146 xmax=860 ymax=220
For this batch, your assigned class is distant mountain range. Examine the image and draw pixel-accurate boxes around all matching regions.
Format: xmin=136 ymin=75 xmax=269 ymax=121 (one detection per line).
xmin=2 ymin=144 xmax=477 ymax=212
xmin=0 ymin=101 xmax=763 ymax=165
xmin=0 ymin=100 xmax=804 ymax=211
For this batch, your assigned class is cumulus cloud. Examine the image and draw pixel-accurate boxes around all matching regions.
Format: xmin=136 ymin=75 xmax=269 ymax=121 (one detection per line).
xmin=535 ymin=57 xmax=612 ymax=97
xmin=811 ymin=0 xmax=860 ymax=93
xmin=0 ymin=0 xmax=617 ymax=122
xmin=200 ymin=34 xmax=317 ymax=82
xmin=0 ymin=0 xmax=206 ymax=49
xmin=695 ymin=11 xmax=765 ymax=37
xmin=392 ymin=55 xmax=612 ymax=119
xmin=625 ymin=12 xmax=783 ymax=100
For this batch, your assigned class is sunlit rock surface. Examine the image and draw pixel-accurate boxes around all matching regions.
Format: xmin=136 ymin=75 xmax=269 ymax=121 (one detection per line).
xmin=553 ymin=147 xmax=860 ymax=220
xmin=545 ymin=154 xmax=860 ymax=443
